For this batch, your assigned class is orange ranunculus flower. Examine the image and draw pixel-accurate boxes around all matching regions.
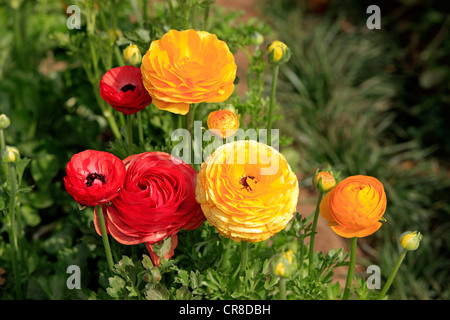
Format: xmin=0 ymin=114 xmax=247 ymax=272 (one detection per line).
xmin=319 ymin=175 xmax=387 ymax=238
xmin=141 ymin=29 xmax=237 ymax=115
xmin=207 ymin=109 xmax=239 ymax=138
xmin=195 ymin=140 xmax=299 ymax=242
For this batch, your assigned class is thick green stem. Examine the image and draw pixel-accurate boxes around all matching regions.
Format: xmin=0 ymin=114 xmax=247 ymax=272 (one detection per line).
xmin=0 ymin=130 xmax=8 ymax=178
xmin=168 ymin=0 xmax=176 ymax=29
xmin=86 ymin=8 xmax=122 ymax=141
xmin=8 ymin=163 xmax=22 ymax=299
xmin=267 ymin=65 xmax=279 ymax=146
xmin=127 ymin=114 xmax=133 ymax=155
xmin=308 ymin=191 xmax=324 ymax=275
xmin=239 ymin=241 xmax=249 ymax=275
xmin=98 ymin=206 xmax=115 ymax=271
xmin=299 ymin=232 xmax=305 ymax=278
xmin=137 ymin=112 xmax=144 ymax=145
xmin=378 ymin=248 xmax=408 ymax=299
xmin=221 ymin=238 xmax=232 ymax=270
xmin=279 ymin=278 xmax=287 ymax=300
xmin=342 ymin=237 xmax=357 ymax=300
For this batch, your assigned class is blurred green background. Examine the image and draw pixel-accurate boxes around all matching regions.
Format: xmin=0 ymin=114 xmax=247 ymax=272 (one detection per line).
xmin=0 ymin=0 xmax=449 ymax=299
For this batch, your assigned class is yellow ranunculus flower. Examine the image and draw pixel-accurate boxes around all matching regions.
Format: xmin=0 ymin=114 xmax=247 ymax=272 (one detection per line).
xmin=141 ymin=29 xmax=237 ymax=115
xmin=195 ymin=140 xmax=299 ymax=242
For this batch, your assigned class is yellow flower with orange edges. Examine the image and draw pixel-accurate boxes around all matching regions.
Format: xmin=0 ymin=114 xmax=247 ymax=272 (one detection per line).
xmin=195 ymin=140 xmax=299 ymax=242
xmin=207 ymin=109 xmax=240 ymax=138
xmin=319 ymin=175 xmax=387 ymax=238
xmin=141 ymin=29 xmax=237 ymax=115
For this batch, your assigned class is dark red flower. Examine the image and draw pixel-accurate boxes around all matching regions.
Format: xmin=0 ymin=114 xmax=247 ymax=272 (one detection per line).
xmin=99 ymin=66 xmax=152 ymax=115
xmin=93 ymin=152 xmax=205 ymax=266
xmin=64 ymin=150 xmax=126 ymax=207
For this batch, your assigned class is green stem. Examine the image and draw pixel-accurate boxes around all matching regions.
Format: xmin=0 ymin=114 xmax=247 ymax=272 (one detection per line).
xmin=279 ymin=278 xmax=286 ymax=300
xmin=220 ymin=238 xmax=232 ymax=270
xmin=202 ymin=1 xmax=210 ymax=30
xmin=8 ymin=163 xmax=22 ymax=299
xmin=299 ymin=232 xmax=305 ymax=278
xmin=137 ymin=112 xmax=144 ymax=145
xmin=98 ymin=206 xmax=115 ymax=271
xmin=168 ymin=0 xmax=176 ymax=29
xmin=378 ymin=248 xmax=408 ymax=299
xmin=127 ymin=114 xmax=133 ymax=155
xmin=342 ymin=237 xmax=357 ymax=300
xmin=267 ymin=65 xmax=279 ymax=146
xmin=86 ymin=9 xmax=122 ymax=141
xmin=239 ymin=241 xmax=249 ymax=275
xmin=308 ymin=191 xmax=324 ymax=275
xmin=190 ymin=0 xmax=197 ymax=29
xmin=0 ymin=129 xmax=8 ymax=178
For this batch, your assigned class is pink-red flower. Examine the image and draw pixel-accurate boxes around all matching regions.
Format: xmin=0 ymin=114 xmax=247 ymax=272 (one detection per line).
xmin=94 ymin=152 xmax=205 ymax=266
xmin=99 ymin=66 xmax=152 ymax=115
xmin=64 ymin=150 xmax=126 ymax=207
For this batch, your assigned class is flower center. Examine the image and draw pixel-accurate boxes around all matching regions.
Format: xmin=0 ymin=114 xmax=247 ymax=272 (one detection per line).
xmin=85 ymin=172 xmax=106 ymax=187
xmin=120 ymin=84 xmax=136 ymax=92
xmin=239 ymin=175 xmax=257 ymax=192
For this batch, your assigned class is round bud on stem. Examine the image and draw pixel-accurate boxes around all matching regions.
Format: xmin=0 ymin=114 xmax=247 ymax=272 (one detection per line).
xmin=313 ymin=170 xmax=336 ymax=193
xmin=270 ymin=250 xmax=297 ymax=278
xmin=0 ymin=114 xmax=11 ymax=130
xmin=267 ymin=40 xmax=291 ymax=65
xmin=1 ymin=146 xmax=20 ymax=164
xmin=123 ymin=44 xmax=142 ymax=66
xmin=399 ymin=231 xmax=422 ymax=251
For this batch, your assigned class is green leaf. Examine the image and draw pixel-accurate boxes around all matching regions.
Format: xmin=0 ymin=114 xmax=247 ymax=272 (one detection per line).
xmin=30 ymin=152 xmax=58 ymax=187
xmin=145 ymin=284 xmax=169 ymax=300
xmin=176 ymin=269 xmax=190 ymax=287
xmin=20 ymin=205 xmax=41 ymax=227
xmin=14 ymin=157 xmax=30 ymax=186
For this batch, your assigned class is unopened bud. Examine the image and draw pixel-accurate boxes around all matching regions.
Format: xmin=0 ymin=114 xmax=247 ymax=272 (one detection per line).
xmin=0 ymin=114 xmax=11 ymax=130
xmin=399 ymin=231 xmax=422 ymax=251
xmin=267 ymin=40 xmax=291 ymax=65
xmin=1 ymin=146 xmax=20 ymax=163
xmin=313 ymin=170 xmax=336 ymax=192
xmin=250 ymin=31 xmax=264 ymax=46
xmin=270 ymin=249 xmax=297 ymax=278
xmin=207 ymin=108 xmax=240 ymax=138
xmin=123 ymin=44 xmax=142 ymax=66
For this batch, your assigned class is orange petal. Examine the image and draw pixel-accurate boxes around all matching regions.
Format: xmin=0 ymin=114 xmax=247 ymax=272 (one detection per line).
xmin=331 ymin=221 xmax=382 ymax=238
xmin=152 ymin=98 xmax=190 ymax=115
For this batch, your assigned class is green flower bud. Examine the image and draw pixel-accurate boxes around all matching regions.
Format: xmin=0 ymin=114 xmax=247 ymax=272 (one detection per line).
xmin=267 ymin=40 xmax=291 ymax=65
xmin=250 ymin=31 xmax=264 ymax=46
xmin=0 ymin=114 xmax=11 ymax=130
xmin=399 ymin=231 xmax=422 ymax=251
xmin=270 ymin=250 xmax=297 ymax=278
xmin=123 ymin=44 xmax=142 ymax=66
xmin=313 ymin=170 xmax=336 ymax=193
xmin=1 ymin=146 xmax=20 ymax=164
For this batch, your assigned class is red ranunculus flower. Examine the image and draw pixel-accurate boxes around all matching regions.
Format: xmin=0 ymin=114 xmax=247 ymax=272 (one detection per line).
xmin=99 ymin=66 xmax=152 ymax=115
xmin=64 ymin=150 xmax=126 ymax=207
xmin=94 ymin=152 xmax=205 ymax=266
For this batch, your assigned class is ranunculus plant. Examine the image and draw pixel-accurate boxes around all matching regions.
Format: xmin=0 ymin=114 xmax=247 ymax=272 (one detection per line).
xmin=93 ymin=151 xmax=205 ymax=267
xmin=0 ymin=0 xmax=421 ymax=302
